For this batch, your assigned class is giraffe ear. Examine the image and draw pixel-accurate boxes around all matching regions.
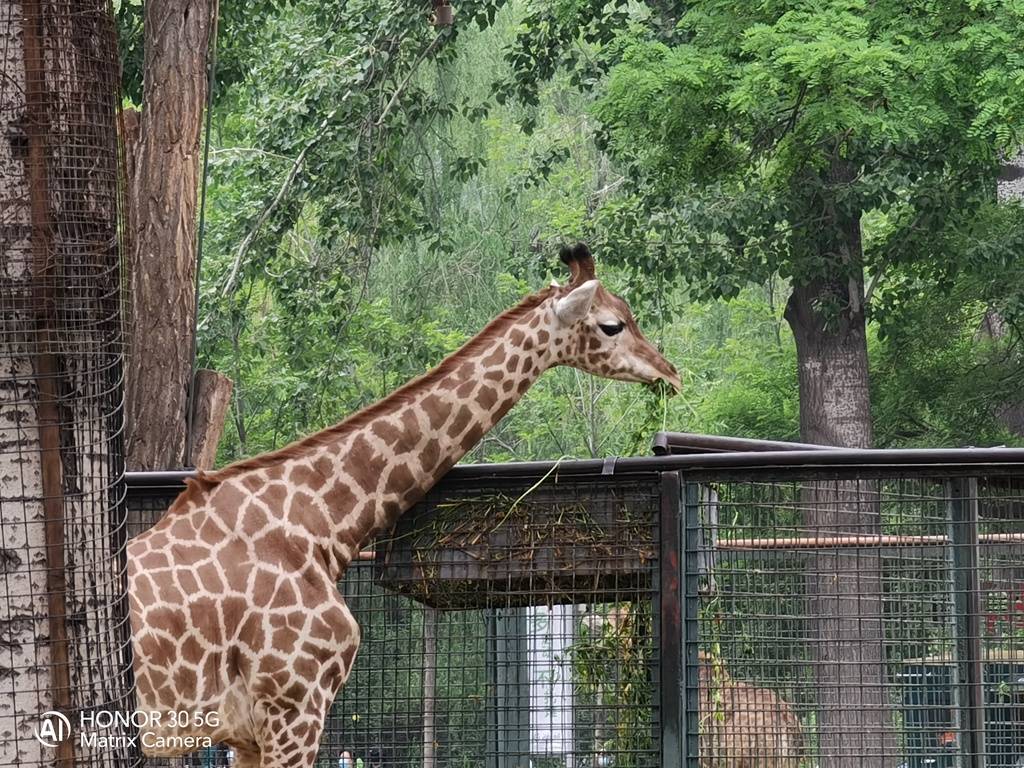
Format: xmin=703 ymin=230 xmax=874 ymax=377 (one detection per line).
xmin=555 ymin=280 xmax=598 ymax=325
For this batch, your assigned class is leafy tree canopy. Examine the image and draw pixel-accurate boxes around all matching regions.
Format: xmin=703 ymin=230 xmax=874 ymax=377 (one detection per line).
xmin=118 ymin=0 xmax=1024 ymax=464
xmin=580 ymin=0 xmax=1024 ymax=310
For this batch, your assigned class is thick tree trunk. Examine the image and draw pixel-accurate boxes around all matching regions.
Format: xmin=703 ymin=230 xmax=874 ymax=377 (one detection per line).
xmin=786 ymin=277 xmax=873 ymax=449
xmin=2 ymin=1 xmax=131 ymax=764
xmin=786 ymin=269 xmax=896 ymax=768
xmin=0 ymin=7 xmax=51 ymax=762
xmin=124 ymin=0 xmax=216 ymax=470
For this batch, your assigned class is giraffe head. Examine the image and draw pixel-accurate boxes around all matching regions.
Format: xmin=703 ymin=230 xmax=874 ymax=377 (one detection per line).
xmin=549 ymin=243 xmax=681 ymax=392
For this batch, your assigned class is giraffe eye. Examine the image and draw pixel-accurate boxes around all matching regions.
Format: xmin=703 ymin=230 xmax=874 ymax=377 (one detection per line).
xmin=598 ymin=321 xmax=625 ymax=337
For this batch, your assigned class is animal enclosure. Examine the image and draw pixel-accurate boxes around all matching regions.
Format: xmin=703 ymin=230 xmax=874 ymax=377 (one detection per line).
xmin=126 ymin=448 xmax=1024 ymax=768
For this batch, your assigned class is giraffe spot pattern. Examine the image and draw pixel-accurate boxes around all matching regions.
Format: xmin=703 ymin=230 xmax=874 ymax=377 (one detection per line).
xmin=125 ymin=282 xmax=676 ymax=764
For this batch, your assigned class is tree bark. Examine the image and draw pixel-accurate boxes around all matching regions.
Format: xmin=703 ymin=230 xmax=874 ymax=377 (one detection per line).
xmin=786 ymin=276 xmax=873 ymax=449
xmin=786 ymin=266 xmax=896 ymax=767
xmin=124 ymin=0 xmax=216 ymax=470
xmin=0 ymin=6 xmax=51 ymax=762
xmin=2 ymin=1 xmax=130 ymax=764
xmin=187 ymin=368 xmax=232 ymax=469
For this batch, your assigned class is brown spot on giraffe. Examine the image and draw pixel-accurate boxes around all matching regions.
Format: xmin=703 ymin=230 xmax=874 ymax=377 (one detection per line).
xmin=371 ymin=419 xmax=402 ymax=447
xmin=346 ymin=435 xmax=387 ymax=493
xmin=420 ymin=438 xmax=441 ymax=472
xmin=126 ymin=244 xmax=679 ymax=764
xmin=481 ymin=346 xmax=505 ymax=366
xmin=388 ymin=463 xmax=417 ymax=496
xmin=477 ymin=386 xmax=498 ymax=410
xmin=461 ymin=423 xmax=486 ymax=451
xmin=447 ymin=408 xmax=472 ymax=439
xmin=399 ymin=408 xmax=420 ymax=441
xmin=177 ymin=569 xmax=200 ymax=595
xmin=421 ymin=393 xmax=446 ymax=431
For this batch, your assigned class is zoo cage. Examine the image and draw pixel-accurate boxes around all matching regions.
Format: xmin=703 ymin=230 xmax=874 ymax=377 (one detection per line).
xmin=125 ymin=447 xmax=1024 ymax=768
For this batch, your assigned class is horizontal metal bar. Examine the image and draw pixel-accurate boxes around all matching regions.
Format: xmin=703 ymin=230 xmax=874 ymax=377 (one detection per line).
xmin=716 ymin=531 xmax=1024 ymax=551
xmin=650 ymin=431 xmax=835 ymax=455
xmin=127 ymin=446 xmax=1024 ymax=491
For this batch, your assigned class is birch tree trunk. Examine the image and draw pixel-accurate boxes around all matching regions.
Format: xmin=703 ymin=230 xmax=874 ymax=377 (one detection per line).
xmin=0 ymin=6 xmax=50 ymax=761
xmin=1 ymin=2 xmax=130 ymax=766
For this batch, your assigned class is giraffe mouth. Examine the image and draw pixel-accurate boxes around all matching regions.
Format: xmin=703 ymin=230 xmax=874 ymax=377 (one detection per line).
xmin=648 ymin=376 xmax=681 ymax=396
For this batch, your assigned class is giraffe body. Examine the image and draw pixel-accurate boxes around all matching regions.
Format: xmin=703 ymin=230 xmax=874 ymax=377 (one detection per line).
xmin=127 ymin=246 xmax=680 ymax=766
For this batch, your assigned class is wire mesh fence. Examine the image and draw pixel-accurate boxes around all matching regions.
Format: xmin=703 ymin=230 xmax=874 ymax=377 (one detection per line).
xmin=124 ymin=459 xmax=1024 ymax=768
xmin=683 ymin=469 xmax=1024 ymax=768
xmin=0 ymin=1 xmax=133 ymax=766
xmin=127 ymin=474 xmax=664 ymax=768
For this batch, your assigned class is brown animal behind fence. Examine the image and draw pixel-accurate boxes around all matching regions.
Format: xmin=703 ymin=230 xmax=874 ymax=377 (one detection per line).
xmin=699 ymin=653 xmax=803 ymax=768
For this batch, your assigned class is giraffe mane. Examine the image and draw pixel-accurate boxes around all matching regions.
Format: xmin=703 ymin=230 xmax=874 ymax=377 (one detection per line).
xmin=181 ymin=285 xmax=558 ymax=499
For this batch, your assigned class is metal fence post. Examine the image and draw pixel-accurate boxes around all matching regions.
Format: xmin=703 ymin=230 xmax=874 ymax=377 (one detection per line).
xmin=948 ymin=477 xmax=985 ymax=768
xmin=682 ymin=480 xmax=702 ymax=768
xmin=659 ymin=471 xmax=683 ymax=767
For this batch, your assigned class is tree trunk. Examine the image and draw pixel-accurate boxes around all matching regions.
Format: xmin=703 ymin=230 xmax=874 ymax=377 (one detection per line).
xmin=0 ymin=6 xmax=51 ymax=761
xmin=786 ymin=267 xmax=895 ymax=768
xmin=124 ymin=0 xmax=216 ymax=470
xmin=2 ymin=1 xmax=131 ymax=765
xmin=977 ymin=308 xmax=1024 ymax=437
xmin=786 ymin=277 xmax=873 ymax=449
xmin=187 ymin=368 xmax=233 ymax=469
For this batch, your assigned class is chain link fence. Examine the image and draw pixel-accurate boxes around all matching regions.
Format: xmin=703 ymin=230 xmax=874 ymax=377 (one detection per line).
xmin=681 ymin=467 xmax=1024 ymax=768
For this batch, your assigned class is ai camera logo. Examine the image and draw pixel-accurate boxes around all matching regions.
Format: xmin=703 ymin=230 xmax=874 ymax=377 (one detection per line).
xmin=35 ymin=711 xmax=71 ymax=748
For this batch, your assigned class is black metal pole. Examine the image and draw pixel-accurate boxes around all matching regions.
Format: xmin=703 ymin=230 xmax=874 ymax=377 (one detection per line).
xmin=682 ymin=480 xmax=701 ymax=768
xmin=658 ymin=471 xmax=682 ymax=767
xmin=950 ymin=477 xmax=986 ymax=768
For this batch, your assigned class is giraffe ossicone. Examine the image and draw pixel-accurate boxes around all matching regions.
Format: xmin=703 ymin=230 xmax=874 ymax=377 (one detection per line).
xmin=127 ymin=244 xmax=680 ymax=767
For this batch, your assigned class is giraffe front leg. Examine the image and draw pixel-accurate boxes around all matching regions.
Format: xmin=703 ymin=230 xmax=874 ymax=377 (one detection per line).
xmin=253 ymin=700 xmax=330 ymax=768
xmin=252 ymin=602 xmax=359 ymax=767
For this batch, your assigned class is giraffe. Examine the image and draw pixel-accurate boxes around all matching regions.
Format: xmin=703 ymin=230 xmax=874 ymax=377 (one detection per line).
xmin=126 ymin=243 xmax=680 ymax=767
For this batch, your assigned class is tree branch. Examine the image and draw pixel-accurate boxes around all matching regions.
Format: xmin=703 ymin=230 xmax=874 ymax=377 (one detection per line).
xmin=374 ymin=29 xmax=449 ymax=128
xmin=221 ymin=122 xmax=329 ymax=297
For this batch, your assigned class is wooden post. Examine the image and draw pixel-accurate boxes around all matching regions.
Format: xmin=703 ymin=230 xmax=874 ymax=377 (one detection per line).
xmin=187 ymin=368 xmax=233 ymax=469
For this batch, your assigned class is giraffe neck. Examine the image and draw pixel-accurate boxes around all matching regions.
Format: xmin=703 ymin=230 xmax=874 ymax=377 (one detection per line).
xmin=351 ymin=298 xmax=557 ymax=519
xmin=280 ymin=289 xmax=562 ymax=578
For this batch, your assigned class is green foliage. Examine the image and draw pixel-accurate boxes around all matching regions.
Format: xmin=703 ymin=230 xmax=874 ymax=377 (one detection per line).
xmin=589 ymin=0 xmax=1024 ymax=297
xmin=872 ymin=283 xmax=1024 ymax=448
xmin=572 ymin=604 xmax=653 ymax=766
xmin=113 ymin=0 xmax=1024 ymax=465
